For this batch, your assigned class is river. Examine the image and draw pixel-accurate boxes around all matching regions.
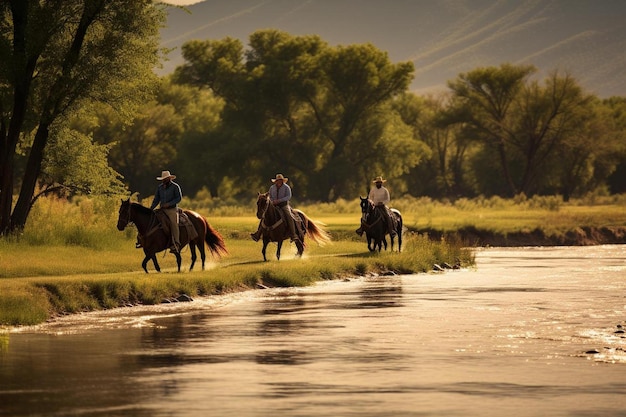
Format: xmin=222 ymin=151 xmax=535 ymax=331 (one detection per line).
xmin=1 ymin=245 xmax=626 ymax=416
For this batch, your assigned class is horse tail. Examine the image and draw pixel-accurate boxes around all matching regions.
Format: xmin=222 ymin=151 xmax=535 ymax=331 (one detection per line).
xmin=202 ymin=216 xmax=228 ymax=258
xmin=302 ymin=213 xmax=332 ymax=246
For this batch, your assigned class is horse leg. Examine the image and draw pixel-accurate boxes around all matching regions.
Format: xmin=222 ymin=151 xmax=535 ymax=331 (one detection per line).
xmin=295 ymin=239 xmax=304 ymax=257
xmin=189 ymin=242 xmax=197 ymax=271
xmin=197 ymin=238 xmax=207 ymax=270
xmin=276 ymin=240 xmax=283 ymax=260
xmin=175 ymin=251 xmax=182 ymax=272
xmin=142 ymin=248 xmax=160 ymax=273
xmin=262 ymin=240 xmax=269 ymax=262
xmin=396 ymin=219 xmax=403 ymax=253
xmin=152 ymin=255 xmax=160 ymax=272
xmin=142 ymin=255 xmax=160 ymax=273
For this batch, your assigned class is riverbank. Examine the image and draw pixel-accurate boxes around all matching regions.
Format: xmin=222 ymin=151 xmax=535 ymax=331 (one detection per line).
xmin=0 ymin=234 xmax=472 ymax=327
xmin=2 ymin=194 xmax=625 ymax=327
xmin=415 ymin=225 xmax=626 ymax=247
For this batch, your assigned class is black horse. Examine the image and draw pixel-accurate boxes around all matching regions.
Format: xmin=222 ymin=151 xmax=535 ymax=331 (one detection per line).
xmin=254 ymin=192 xmax=331 ymax=261
xmin=117 ymin=198 xmax=228 ymax=273
xmin=359 ymin=196 xmax=403 ymax=252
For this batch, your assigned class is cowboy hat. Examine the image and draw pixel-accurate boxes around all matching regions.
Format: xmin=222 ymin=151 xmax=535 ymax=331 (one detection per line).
xmin=372 ymin=176 xmax=386 ymax=183
xmin=271 ymin=173 xmax=288 ymax=183
xmin=156 ymin=170 xmax=176 ymax=180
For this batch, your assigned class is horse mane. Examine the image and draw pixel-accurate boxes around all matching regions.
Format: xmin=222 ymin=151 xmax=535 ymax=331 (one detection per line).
xmin=131 ymin=202 xmax=153 ymax=215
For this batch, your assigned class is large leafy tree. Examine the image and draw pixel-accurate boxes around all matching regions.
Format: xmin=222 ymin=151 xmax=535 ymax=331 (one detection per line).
xmin=0 ymin=0 xmax=164 ymax=234
xmin=604 ymin=97 xmax=626 ymax=194
xmin=304 ymin=43 xmax=418 ymax=200
xmin=447 ymin=63 xmax=535 ymax=196
xmin=174 ymin=30 xmax=421 ymax=201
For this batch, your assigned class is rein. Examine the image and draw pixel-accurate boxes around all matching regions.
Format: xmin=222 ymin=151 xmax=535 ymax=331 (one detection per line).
xmin=360 ymin=203 xmax=383 ymax=230
xmin=259 ymin=197 xmax=284 ymax=231
xmin=127 ymin=203 xmax=160 ymax=237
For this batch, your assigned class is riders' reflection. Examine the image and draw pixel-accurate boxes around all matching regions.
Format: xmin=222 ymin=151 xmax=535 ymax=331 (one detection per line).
xmin=354 ymin=276 xmax=404 ymax=309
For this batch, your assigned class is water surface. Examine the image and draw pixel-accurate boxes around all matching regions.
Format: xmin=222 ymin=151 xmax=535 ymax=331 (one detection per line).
xmin=2 ymin=245 xmax=626 ymax=416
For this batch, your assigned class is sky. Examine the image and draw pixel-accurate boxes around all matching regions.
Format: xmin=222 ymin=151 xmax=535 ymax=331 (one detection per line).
xmin=160 ymin=0 xmax=205 ymax=5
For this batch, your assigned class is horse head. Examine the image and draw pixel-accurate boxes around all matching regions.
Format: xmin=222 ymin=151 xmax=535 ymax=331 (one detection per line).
xmin=256 ymin=192 xmax=270 ymax=219
xmin=117 ymin=198 xmax=132 ymax=231
xmin=359 ymin=196 xmax=374 ymax=221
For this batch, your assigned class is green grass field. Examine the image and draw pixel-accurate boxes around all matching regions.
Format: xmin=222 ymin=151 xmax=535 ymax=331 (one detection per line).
xmin=1 ymin=193 xmax=624 ymax=327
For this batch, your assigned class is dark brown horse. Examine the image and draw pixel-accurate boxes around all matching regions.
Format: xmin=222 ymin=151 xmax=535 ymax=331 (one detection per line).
xmin=359 ymin=196 xmax=403 ymax=252
xmin=117 ymin=198 xmax=228 ymax=273
xmin=254 ymin=192 xmax=331 ymax=261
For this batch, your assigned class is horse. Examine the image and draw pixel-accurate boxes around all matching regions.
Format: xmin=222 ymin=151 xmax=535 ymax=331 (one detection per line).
xmin=116 ymin=198 xmax=228 ymax=273
xmin=254 ymin=192 xmax=331 ymax=261
xmin=359 ymin=196 xmax=403 ymax=252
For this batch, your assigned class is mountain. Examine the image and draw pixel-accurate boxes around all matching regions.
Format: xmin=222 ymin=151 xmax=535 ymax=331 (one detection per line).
xmin=159 ymin=0 xmax=626 ymax=98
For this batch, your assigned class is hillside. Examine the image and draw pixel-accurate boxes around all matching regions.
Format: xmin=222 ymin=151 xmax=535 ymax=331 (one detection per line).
xmin=159 ymin=0 xmax=626 ymax=98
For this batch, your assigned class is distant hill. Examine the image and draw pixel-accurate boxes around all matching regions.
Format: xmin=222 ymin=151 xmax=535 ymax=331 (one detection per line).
xmin=159 ymin=0 xmax=626 ymax=98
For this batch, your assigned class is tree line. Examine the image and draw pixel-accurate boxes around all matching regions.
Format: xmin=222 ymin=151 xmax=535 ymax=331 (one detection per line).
xmin=1 ymin=2 xmax=625 ymax=235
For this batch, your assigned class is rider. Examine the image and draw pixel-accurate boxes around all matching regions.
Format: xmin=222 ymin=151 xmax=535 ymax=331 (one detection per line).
xmin=250 ymin=173 xmax=299 ymax=243
xmin=150 ymin=170 xmax=183 ymax=253
xmin=356 ymin=175 xmax=396 ymax=238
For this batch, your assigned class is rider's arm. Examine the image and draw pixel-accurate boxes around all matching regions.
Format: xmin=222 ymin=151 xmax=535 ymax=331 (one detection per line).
xmin=149 ymin=185 xmax=161 ymax=210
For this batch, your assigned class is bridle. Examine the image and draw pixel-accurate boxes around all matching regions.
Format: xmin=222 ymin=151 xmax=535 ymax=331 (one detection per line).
xmin=256 ymin=193 xmax=284 ymax=231
xmin=256 ymin=194 xmax=271 ymax=219
xmin=117 ymin=201 xmax=134 ymax=230
xmin=360 ymin=198 xmax=382 ymax=228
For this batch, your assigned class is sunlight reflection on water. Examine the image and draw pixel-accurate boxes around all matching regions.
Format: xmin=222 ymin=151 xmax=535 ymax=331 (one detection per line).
xmin=2 ymin=245 xmax=626 ymax=416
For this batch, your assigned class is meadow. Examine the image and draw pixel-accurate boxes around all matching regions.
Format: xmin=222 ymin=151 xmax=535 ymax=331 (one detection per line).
xmin=1 ymin=193 xmax=625 ymax=327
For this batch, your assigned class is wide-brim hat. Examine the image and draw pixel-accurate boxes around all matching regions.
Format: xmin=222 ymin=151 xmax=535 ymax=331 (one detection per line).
xmin=271 ymin=173 xmax=288 ymax=183
xmin=157 ymin=170 xmax=176 ymax=180
xmin=372 ymin=176 xmax=386 ymax=183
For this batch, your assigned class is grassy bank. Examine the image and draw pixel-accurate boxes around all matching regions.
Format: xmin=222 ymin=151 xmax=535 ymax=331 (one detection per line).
xmin=0 ymin=235 xmax=469 ymax=326
xmin=2 ymin=193 xmax=625 ymax=327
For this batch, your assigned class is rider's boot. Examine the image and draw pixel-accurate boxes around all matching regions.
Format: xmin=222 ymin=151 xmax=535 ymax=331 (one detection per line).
xmin=250 ymin=230 xmax=261 ymax=242
xmin=355 ymin=227 xmax=364 ymax=236
xmin=169 ymin=241 xmax=180 ymax=253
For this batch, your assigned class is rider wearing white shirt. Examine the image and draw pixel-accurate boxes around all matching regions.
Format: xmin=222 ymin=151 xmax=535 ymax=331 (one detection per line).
xmin=356 ymin=176 xmax=396 ymax=237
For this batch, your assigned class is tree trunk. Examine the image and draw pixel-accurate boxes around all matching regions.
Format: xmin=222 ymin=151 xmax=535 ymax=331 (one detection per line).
xmin=0 ymin=0 xmax=31 ymax=235
xmin=10 ymin=123 xmax=50 ymax=232
xmin=497 ymin=139 xmax=517 ymax=197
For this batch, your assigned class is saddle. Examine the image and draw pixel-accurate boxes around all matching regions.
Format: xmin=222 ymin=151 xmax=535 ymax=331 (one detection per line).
xmin=270 ymin=206 xmax=305 ymax=237
xmin=153 ymin=208 xmax=198 ymax=241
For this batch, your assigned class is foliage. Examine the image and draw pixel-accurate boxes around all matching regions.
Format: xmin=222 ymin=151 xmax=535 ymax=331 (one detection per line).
xmin=172 ymin=30 xmax=424 ymax=201
xmin=0 ymin=0 xmax=165 ymax=235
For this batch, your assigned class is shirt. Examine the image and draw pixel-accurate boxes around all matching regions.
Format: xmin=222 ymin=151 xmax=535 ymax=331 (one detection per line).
xmin=369 ymin=186 xmax=390 ymax=205
xmin=269 ymin=183 xmax=292 ymax=204
xmin=150 ymin=181 xmax=182 ymax=210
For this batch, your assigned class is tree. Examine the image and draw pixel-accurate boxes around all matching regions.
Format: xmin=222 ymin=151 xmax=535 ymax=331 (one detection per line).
xmin=447 ymin=63 xmax=536 ymax=196
xmin=173 ymin=30 xmax=422 ymax=201
xmin=0 ymin=0 xmax=164 ymax=234
xmin=394 ymin=93 xmax=479 ymax=198
xmin=92 ymin=100 xmax=184 ymax=198
xmin=604 ymin=97 xmax=626 ymax=194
